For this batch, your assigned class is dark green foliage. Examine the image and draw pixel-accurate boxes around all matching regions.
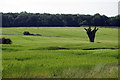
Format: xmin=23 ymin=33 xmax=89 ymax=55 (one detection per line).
xmin=23 ymin=31 xmax=32 ymax=35
xmin=0 ymin=38 xmax=12 ymax=44
xmin=2 ymin=12 xmax=120 ymax=27
xmin=23 ymin=31 xmax=42 ymax=36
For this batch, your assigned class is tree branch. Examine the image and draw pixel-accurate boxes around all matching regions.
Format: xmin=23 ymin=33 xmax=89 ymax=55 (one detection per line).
xmin=84 ymin=28 xmax=88 ymax=31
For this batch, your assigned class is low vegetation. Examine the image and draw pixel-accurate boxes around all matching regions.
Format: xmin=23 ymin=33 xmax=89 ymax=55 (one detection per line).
xmin=0 ymin=38 xmax=12 ymax=44
xmin=1 ymin=27 xmax=118 ymax=78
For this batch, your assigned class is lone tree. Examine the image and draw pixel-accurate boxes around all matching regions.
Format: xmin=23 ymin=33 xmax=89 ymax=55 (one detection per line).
xmin=84 ymin=26 xmax=99 ymax=42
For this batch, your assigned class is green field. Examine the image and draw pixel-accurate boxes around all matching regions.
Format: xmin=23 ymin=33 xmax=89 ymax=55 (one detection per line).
xmin=1 ymin=27 xmax=119 ymax=78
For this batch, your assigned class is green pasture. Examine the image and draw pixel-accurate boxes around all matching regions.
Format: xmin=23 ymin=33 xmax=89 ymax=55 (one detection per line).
xmin=1 ymin=27 xmax=119 ymax=78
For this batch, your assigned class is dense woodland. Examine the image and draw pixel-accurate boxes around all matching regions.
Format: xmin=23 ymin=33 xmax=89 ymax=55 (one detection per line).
xmin=2 ymin=12 xmax=120 ymax=27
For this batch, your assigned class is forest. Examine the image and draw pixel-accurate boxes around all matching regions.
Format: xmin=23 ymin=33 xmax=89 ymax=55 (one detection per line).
xmin=1 ymin=12 xmax=120 ymax=27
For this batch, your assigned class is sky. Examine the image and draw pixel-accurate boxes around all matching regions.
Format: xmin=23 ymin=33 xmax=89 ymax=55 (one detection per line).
xmin=0 ymin=0 xmax=119 ymax=17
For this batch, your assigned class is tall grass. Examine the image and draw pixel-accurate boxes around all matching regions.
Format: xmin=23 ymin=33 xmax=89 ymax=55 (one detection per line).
xmin=2 ymin=27 xmax=118 ymax=78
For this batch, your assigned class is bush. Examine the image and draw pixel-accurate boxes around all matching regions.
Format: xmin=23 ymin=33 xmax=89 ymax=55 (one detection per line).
xmin=0 ymin=38 xmax=12 ymax=44
xmin=23 ymin=31 xmax=42 ymax=36
xmin=23 ymin=31 xmax=31 ymax=35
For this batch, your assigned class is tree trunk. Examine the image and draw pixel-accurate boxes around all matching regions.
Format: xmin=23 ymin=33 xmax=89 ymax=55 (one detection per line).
xmin=84 ymin=27 xmax=98 ymax=42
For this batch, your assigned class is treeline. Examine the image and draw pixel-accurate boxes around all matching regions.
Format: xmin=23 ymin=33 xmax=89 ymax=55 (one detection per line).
xmin=2 ymin=12 xmax=120 ymax=27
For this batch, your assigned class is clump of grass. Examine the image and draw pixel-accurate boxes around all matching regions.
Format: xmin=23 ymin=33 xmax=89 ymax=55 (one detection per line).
xmin=2 ymin=48 xmax=20 ymax=52
xmin=82 ymin=47 xmax=119 ymax=50
xmin=46 ymin=47 xmax=69 ymax=50
xmin=29 ymin=46 xmax=69 ymax=50
xmin=72 ymin=51 xmax=91 ymax=56
xmin=85 ymin=63 xmax=118 ymax=78
xmin=15 ymin=57 xmax=31 ymax=61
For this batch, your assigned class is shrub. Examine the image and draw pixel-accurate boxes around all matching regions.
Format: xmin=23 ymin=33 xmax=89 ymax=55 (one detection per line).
xmin=23 ymin=31 xmax=32 ymax=35
xmin=0 ymin=38 xmax=12 ymax=44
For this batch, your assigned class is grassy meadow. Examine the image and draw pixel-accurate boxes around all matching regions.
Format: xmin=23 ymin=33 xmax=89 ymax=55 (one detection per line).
xmin=1 ymin=27 xmax=119 ymax=78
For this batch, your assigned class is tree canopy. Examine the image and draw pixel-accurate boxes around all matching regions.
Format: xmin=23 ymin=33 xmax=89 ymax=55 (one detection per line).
xmin=1 ymin=12 xmax=120 ymax=27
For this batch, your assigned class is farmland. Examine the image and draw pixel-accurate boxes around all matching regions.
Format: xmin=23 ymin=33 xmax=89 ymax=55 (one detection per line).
xmin=1 ymin=27 xmax=119 ymax=78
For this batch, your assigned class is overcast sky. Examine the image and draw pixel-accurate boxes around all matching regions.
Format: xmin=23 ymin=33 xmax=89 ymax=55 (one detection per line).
xmin=0 ymin=0 xmax=119 ymax=17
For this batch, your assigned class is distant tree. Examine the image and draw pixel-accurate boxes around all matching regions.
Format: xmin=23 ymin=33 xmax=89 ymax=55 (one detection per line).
xmin=108 ymin=15 xmax=120 ymax=26
xmin=91 ymin=13 xmax=103 ymax=26
xmin=79 ymin=20 xmax=88 ymax=26
xmin=26 ymin=14 xmax=41 ymax=26
xmin=2 ymin=12 xmax=120 ymax=27
xmin=102 ymin=15 xmax=109 ymax=26
xmin=14 ymin=13 xmax=29 ymax=26
xmin=2 ymin=14 xmax=14 ymax=27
